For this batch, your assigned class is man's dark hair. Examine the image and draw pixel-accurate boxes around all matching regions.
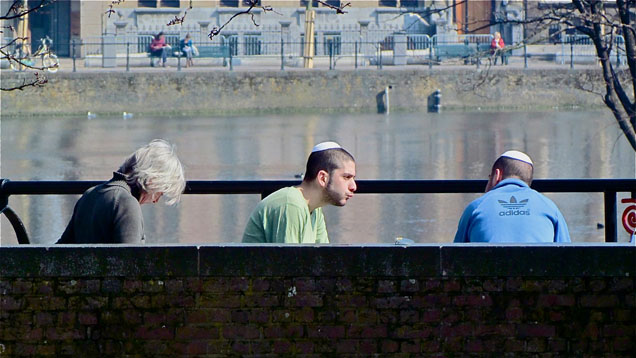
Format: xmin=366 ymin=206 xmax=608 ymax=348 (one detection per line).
xmin=492 ymin=157 xmax=534 ymax=185
xmin=303 ymin=148 xmax=355 ymax=182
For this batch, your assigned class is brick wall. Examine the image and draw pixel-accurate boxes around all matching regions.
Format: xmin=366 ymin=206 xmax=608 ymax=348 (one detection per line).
xmin=1 ymin=245 xmax=634 ymax=357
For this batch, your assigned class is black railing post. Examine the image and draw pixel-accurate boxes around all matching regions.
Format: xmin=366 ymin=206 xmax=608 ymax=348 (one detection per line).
xmin=570 ymin=40 xmax=574 ymax=69
xmin=281 ymin=38 xmax=285 ymax=71
xmin=177 ymin=51 xmax=182 ymax=71
xmin=605 ymin=191 xmax=617 ymax=242
xmin=126 ymin=42 xmax=130 ymax=72
xmin=230 ymin=48 xmax=233 ymax=71
xmin=524 ymin=42 xmax=528 ymax=69
xmin=0 ymin=179 xmax=29 ymax=244
xmin=72 ymin=39 xmax=77 ymax=73
xmin=355 ymin=41 xmax=358 ymax=69
xmin=329 ymin=41 xmax=334 ymax=70
xmin=429 ymin=41 xmax=433 ymax=70
xmin=379 ymin=44 xmax=383 ymax=70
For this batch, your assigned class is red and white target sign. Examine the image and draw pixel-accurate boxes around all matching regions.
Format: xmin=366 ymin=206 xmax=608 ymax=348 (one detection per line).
xmin=622 ymin=198 xmax=636 ymax=235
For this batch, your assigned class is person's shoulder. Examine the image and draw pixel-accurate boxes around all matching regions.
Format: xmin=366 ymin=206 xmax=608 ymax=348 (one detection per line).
xmin=100 ymin=181 xmax=136 ymax=204
xmin=465 ymin=194 xmax=487 ymax=212
xmin=254 ymin=187 xmax=301 ymax=211
xmin=264 ymin=186 xmax=301 ymax=202
xmin=528 ymin=187 xmax=560 ymax=209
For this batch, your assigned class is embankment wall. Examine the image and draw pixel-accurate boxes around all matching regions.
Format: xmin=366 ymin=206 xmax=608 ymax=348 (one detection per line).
xmin=0 ymin=69 xmax=609 ymax=116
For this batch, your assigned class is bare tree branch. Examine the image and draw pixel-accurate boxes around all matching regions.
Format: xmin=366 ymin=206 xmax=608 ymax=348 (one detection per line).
xmin=316 ymin=0 xmax=351 ymax=14
xmin=167 ymin=0 xmax=193 ymax=26
xmin=105 ymin=0 xmax=126 ymax=18
xmin=1 ymin=0 xmax=53 ymax=21
xmin=0 ymin=72 xmax=48 ymax=91
xmin=208 ymin=0 xmax=272 ymax=39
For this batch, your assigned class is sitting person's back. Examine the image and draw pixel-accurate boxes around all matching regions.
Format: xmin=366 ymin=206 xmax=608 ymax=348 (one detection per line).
xmin=59 ymin=172 xmax=144 ymax=243
xmin=454 ymin=150 xmax=570 ymax=243
xmin=57 ymin=139 xmax=185 ymax=244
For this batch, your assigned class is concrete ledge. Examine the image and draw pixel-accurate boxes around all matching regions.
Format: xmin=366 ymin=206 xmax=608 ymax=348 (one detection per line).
xmin=1 ymin=245 xmax=633 ymax=278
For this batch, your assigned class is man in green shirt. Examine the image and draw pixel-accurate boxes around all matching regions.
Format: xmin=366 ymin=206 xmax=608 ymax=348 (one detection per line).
xmin=242 ymin=141 xmax=357 ymax=243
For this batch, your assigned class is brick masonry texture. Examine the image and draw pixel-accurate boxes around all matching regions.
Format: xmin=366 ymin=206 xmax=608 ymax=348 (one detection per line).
xmin=0 ymin=245 xmax=634 ymax=357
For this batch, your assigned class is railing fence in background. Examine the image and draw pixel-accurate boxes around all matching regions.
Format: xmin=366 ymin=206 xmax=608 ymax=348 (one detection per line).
xmin=3 ymin=32 xmax=629 ymax=71
xmin=1 ymin=179 xmax=634 ymax=244
xmin=559 ymin=34 xmax=626 ymax=68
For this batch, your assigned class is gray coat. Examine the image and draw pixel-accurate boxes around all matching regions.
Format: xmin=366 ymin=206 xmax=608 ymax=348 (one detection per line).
xmin=57 ymin=172 xmax=145 ymax=244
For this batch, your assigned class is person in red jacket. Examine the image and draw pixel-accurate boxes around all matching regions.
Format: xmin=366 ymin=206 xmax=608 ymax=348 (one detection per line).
xmin=149 ymin=32 xmax=171 ymax=67
xmin=490 ymin=31 xmax=507 ymax=65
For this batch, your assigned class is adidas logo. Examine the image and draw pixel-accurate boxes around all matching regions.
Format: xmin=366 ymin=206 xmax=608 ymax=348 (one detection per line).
xmin=498 ymin=196 xmax=530 ymax=216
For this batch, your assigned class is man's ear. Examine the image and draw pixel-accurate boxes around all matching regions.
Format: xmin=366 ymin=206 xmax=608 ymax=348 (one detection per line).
xmin=493 ymin=168 xmax=504 ymax=184
xmin=485 ymin=168 xmax=503 ymax=192
xmin=316 ymin=170 xmax=329 ymax=188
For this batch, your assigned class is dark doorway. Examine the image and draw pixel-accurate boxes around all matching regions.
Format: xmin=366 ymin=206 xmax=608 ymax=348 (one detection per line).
xmin=29 ymin=0 xmax=71 ymax=56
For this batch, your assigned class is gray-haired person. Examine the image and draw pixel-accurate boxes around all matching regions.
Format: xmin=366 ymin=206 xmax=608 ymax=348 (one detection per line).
xmin=57 ymin=139 xmax=185 ymax=244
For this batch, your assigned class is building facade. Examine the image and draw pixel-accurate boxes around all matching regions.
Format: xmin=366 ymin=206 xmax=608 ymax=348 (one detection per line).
xmin=1 ymin=1 xmax=530 ymax=58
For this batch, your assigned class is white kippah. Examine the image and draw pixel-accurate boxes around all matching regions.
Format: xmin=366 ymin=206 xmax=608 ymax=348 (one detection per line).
xmin=500 ymin=150 xmax=533 ymax=166
xmin=311 ymin=141 xmax=342 ymax=153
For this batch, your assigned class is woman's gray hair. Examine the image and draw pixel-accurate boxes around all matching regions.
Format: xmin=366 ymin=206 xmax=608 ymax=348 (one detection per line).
xmin=118 ymin=139 xmax=185 ymax=205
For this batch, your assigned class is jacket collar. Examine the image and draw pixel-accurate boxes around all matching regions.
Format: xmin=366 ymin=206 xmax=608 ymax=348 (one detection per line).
xmin=493 ymin=178 xmax=529 ymax=190
xmin=109 ymin=172 xmax=141 ymax=200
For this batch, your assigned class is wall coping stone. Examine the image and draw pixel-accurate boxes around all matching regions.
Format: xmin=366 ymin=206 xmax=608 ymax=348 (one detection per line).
xmin=1 ymin=244 xmax=633 ymax=278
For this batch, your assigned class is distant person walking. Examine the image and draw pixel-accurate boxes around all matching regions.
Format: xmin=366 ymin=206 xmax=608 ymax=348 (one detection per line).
xmin=57 ymin=139 xmax=185 ymax=244
xmin=242 ymin=141 xmax=357 ymax=244
xmin=454 ymin=150 xmax=570 ymax=243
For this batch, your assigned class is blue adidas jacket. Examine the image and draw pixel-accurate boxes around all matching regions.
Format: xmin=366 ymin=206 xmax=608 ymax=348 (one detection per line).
xmin=454 ymin=178 xmax=571 ymax=243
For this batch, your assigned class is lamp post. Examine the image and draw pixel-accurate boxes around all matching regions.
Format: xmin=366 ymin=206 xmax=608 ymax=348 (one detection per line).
xmin=303 ymin=2 xmax=316 ymax=68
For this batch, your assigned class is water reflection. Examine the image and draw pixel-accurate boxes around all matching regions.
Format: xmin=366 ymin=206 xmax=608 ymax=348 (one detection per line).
xmin=2 ymin=111 xmax=634 ymax=244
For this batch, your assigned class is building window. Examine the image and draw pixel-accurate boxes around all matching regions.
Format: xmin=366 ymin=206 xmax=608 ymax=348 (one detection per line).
xmin=160 ymin=0 xmax=180 ymax=7
xmin=220 ymin=0 xmax=239 ymax=7
xmin=401 ymin=0 xmax=419 ymax=7
xmin=323 ymin=33 xmax=341 ymax=56
xmin=299 ymin=33 xmax=317 ymax=56
xmin=380 ymin=35 xmax=394 ymax=51
xmin=223 ymin=34 xmax=239 ymax=56
xmin=322 ymin=0 xmax=340 ymax=7
xmin=244 ymin=34 xmax=262 ymax=55
xmin=379 ymin=0 xmax=397 ymax=6
xmin=300 ymin=1 xmax=319 ymax=7
xmin=138 ymin=0 xmax=157 ymax=7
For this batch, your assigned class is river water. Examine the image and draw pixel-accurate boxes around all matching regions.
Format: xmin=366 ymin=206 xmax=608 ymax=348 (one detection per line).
xmin=2 ymin=111 xmax=634 ymax=245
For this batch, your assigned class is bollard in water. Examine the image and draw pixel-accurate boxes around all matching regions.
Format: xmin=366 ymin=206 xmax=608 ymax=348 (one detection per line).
xmin=384 ymin=86 xmax=391 ymax=114
xmin=428 ymin=89 xmax=442 ymax=113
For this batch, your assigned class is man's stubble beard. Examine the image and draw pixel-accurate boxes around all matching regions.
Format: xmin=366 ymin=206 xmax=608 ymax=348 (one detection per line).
xmin=324 ymin=178 xmax=346 ymax=207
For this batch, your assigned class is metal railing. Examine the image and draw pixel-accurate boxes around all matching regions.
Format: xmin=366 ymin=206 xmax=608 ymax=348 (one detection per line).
xmin=559 ymin=34 xmax=626 ymax=67
xmin=6 ymin=33 xmax=631 ymax=71
xmin=1 ymin=179 xmax=634 ymax=244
